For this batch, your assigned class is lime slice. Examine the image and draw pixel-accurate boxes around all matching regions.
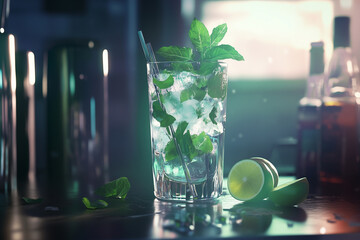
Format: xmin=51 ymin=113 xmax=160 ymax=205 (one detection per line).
xmin=269 ymin=177 xmax=309 ymax=207
xmin=228 ymin=159 xmax=274 ymax=201
xmin=250 ymin=157 xmax=279 ymax=187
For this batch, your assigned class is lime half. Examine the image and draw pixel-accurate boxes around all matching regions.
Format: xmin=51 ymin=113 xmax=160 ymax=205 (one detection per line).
xmin=250 ymin=157 xmax=279 ymax=187
xmin=269 ymin=177 xmax=309 ymax=207
xmin=228 ymin=159 xmax=274 ymax=202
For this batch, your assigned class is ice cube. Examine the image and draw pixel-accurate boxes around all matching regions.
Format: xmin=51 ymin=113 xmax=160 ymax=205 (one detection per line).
xmin=179 ymin=99 xmax=198 ymax=122
xmin=151 ymin=123 xmax=170 ymax=151
xmin=187 ymin=160 xmax=207 ymax=182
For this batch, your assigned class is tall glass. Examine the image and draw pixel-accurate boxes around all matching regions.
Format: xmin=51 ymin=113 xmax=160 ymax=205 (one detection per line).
xmin=147 ymin=61 xmax=227 ymax=201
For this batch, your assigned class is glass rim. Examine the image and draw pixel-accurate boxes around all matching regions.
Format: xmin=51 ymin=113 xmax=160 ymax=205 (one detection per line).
xmin=147 ymin=60 xmax=227 ymax=65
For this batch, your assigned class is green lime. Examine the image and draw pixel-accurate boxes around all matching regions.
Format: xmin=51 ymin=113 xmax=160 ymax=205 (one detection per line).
xmin=269 ymin=177 xmax=309 ymax=207
xmin=228 ymin=159 xmax=274 ymax=202
xmin=250 ymin=157 xmax=279 ymax=187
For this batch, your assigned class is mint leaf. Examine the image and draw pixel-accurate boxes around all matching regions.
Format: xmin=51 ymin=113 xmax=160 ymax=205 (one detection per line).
xmin=198 ymin=62 xmax=219 ymax=75
xmin=207 ymin=72 xmax=227 ymax=99
xmin=192 ymin=132 xmax=213 ymax=154
xmin=175 ymin=121 xmax=189 ymax=138
xmin=157 ymin=46 xmax=193 ymax=61
xmin=95 ymin=177 xmax=130 ymax=199
xmin=153 ymin=75 xmax=174 ymax=89
xmin=189 ymin=18 xmax=210 ymax=53
xmin=195 ymin=76 xmax=208 ymax=88
xmin=209 ymin=106 xmax=217 ymax=124
xmin=165 ymin=125 xmax=198 ymax=161
xmin=180 ymin=88 xmax=192 ymax=103
xmin=171 ymin=62 xmax=194 ymax=72
xmin=152 ymin=101 xmax=176 ymax=127
xmin=165 ymin=122 xmax=189 ymax=161
xmin=165 ymin=140 xmax=177 ymax=161
xmin=82 ymin=197 xmax=108 ymax=210
xmin=205 ymin=44 xmax=244 ymax=61
xmin=180 ymin=85 xmax=206 ymax=103
xmin=181 ymin=130 xmax=198 ymax=160
xmin=210 ymin=23 xmax=227 ymax=47
xmin=196 ymin=105 xmax=204 ymax=118
xmin=22 ymin=197 xmax=43 ymax=204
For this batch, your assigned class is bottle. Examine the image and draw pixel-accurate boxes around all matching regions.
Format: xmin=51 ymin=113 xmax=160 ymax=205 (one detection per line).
xmin=320 ymin=16 xmax=360 ymax=186
xmin=296 ymin=42 xmax=324 ymax=190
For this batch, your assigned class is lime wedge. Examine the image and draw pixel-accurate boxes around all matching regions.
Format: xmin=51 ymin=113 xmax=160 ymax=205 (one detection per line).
xmin=227 ymin=159 xmax=274 ymax=202
xmin=250 ymin=157 xmax=279 ymax=187
xmin=269 ymin=177 xmax=309 ymax=207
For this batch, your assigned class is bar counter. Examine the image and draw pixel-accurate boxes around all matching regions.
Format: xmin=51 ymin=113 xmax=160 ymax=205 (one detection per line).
xmin=1 ymin=177 xmax=360 ymax=240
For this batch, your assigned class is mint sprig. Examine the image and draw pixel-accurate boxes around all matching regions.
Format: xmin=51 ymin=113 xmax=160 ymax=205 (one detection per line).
xmin=164 ymin=121 xmax=213 ymax=161
xmin=165 ymin=122 xmax=197 ymax=161
xmin=154 ymin=19 xmax=244 ymax=164
xmin=157 ymin=18 xmax=244 ymax=63
xmin=95 ymin=177 xmax=130 ymax=199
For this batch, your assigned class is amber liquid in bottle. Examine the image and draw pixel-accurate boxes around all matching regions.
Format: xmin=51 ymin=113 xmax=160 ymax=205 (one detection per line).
xmin=296 ymin=42 xmax=323 ymax=189
xmin=320 ymin=100 xmax=359 ymax=184
xmin=297 ymin=105 xmax=321 ymax=182
xmin=320 ymin=17 xmax=360 ymax=187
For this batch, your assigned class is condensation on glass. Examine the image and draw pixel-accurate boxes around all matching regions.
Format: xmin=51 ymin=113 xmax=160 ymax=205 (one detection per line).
xmin=147 ymin=61 xmax=227 ymax=202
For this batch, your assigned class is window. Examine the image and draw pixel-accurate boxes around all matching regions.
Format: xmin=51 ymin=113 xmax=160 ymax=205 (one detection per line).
xmin=200 ymin=1 xmax=334 ymax=80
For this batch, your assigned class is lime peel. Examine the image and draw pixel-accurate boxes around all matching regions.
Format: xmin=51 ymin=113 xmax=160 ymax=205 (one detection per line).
xmin=269 ymin=177 xmax=309 ymax=207
xmin=250 ymin=157 xmax=279 ymax=187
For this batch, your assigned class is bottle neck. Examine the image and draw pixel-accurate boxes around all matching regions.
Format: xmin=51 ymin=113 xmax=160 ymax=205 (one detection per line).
xmin=333 ymin=16 xmax=350 ymax=49
xmin=301 ymin=43 xmax=324 ymax=106
xmin=309 ymin=47 xmax=324 ymax=76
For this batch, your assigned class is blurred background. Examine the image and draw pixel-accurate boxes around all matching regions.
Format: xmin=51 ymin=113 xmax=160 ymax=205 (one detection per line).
xmin=3 ymin=0 xmax=360 ymax=195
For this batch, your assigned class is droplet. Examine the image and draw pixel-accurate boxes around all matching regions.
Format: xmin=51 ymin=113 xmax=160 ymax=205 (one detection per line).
xmin=88 ymin=41 xmax=95 ymax=48
xmin=229 ymin=214 xmax=242 ymax=225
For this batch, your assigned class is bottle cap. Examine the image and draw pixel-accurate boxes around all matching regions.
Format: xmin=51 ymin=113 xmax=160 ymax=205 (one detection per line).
xmin=310 ymin=41 xmax=324 ymax=75
xmin=333 ymin=16 xmax=350 ymax=48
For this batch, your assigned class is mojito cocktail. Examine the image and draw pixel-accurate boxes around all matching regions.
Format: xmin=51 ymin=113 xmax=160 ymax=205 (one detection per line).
xmin=141 ymin=18 xmax=243 ymax=201
xmin=148 ymin=61 xmax=227 ymax=201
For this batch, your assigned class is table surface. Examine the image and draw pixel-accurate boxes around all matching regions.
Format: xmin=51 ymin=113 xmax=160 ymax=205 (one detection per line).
xmin=1 ymin=177 xmax=360 ymax=240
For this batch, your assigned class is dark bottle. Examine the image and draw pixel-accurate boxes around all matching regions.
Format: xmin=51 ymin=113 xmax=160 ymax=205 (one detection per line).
xmin=320 ymin=16 xmax=360 ymax=186
xmin=45 ymin=40 xmax=109 ymax=198
xmin=296 ymin=42 xmax=324 ymax=188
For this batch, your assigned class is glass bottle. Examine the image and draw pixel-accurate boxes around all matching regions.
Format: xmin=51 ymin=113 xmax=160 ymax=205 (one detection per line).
xmin=296 ymin=42 xmax=324 ymax=188
xmin=320 ymin=16 xmax=360 ymax=185
xmin=45 ymin=40 xmax=109 ymax=198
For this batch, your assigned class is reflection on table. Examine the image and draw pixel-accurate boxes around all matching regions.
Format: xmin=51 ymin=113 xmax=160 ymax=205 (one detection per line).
xmin=1 ymin=177 xmax=360 ymax=240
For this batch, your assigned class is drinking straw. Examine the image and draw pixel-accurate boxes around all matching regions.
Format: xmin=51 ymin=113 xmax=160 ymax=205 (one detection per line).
xmin=138 ymin=31 xmax=198 ymax=199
